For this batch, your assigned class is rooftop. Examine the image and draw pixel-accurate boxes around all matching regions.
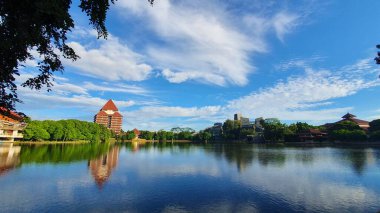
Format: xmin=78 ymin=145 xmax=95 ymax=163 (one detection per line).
xmin=101 ymin=100 xmax=119 ymax=111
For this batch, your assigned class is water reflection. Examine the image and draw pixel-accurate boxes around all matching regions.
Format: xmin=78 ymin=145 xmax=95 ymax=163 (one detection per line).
xmin=203 ymin=143 xmax=255 ymax=172
xmin=0 ymin=144 xmax=21 ymax=176
xmin=339 ymin=148 xmax=377 ymax=175
xmin=19 ymin=143 xmax=110 ymax=164
xmin=88 ymin=146 xmax=120 ymax=189
xmin=0 ymin=143 xmax=380 ymax=212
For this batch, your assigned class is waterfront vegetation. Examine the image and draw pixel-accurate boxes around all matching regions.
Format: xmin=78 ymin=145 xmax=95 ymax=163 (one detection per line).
xmin=118 ymin=127 xmax=196 ymax=141
xmin=23 ymin=119 xmax=112 ymax=143
xmin=20 ymin=118 xmax=380 ymax=144
xmin=199 ymin=118 xmax=380 ymax=143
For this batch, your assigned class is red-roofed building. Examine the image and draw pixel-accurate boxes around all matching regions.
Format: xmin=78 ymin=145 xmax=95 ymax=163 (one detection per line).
xmin=0 ymin=108 xmax=27 ymax=142
xmin=94 ymin=100 xmax=123 ymax=134
xmin=323 ymin=113 xmax=370 ymax=131
xmin=339 ymin=113 xmax=370 ymax=130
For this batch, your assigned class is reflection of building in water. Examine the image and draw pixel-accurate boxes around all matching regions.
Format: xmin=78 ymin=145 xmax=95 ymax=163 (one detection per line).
xmin=88 ymin=146 xmax=120 ymax=188
xmin=0 ymin=144 xmax=21 ymax=176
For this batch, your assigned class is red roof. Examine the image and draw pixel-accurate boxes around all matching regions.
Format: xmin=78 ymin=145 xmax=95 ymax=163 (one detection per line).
xmin=96 ymin=111 xmax=108 ymax=116
xmin=0 ymin=107 xmax=23 ymax=121
xmin=113 ymin=111 xmax=123 ymax=117
xmin=101 ymin=100 xmax=118 ymax=111
xmin=346 ymin=118 xmax=369 ymax=126
xmin=133 ymin=128 xmax=140 ymax=135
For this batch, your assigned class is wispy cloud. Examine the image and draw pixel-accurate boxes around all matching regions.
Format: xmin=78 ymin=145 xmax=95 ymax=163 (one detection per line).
xmin=124 ymin=58 xmax=380 ymax=130
xmin=83 ymin=82 xmax=150 ymax=96
xmin=227 ymin=58 xmax=380 ymax=121
xmin=117 ymin=0 xmax=301 ymax=86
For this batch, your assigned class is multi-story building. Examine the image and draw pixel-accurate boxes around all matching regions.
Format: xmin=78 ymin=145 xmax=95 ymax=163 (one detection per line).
xmin=94 ymin=100 xmax=123 ymax=134
xmin=234 ymin=113 xmax=242 ymax=121
xmin=0 ymin=107 xmax=26 ymax=142
xmin=234 ymin=113 xmax=253 ymax=128
xmin=210 ymin=123 xmax=223 ymax=139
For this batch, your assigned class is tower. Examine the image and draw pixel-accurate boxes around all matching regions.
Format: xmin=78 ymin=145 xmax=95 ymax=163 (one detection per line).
xmin=94 ymin=100 xmax=123 ymax=134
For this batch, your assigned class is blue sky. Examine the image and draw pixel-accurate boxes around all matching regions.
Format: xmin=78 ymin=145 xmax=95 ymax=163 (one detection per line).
xmin=17 ymin=0 xmax=380 ymax=130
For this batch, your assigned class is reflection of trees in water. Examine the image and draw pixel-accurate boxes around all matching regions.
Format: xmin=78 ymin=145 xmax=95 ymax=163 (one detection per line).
xmin=203 ymin=143 xmax=256 ymax=172
xmin=123 ymin=142 xmax=193 ymax=154
xmin=19 ymin=143 xmax=111 ymax=164
xmin=294 ymin=150 xmax=314 ymax=165
xmin=257 ymin=148 xmax=286 ymax=167
xmin=340 ymin=149 xmax=370 ymax=175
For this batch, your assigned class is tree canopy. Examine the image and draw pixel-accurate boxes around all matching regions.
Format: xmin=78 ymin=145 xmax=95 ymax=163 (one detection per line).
xmin=0 ymin=0 xmax=154 ymax=111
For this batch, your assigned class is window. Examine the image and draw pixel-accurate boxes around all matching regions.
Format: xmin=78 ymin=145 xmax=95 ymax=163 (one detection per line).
xmin=108 ymin=116 xmax=112 ymax=128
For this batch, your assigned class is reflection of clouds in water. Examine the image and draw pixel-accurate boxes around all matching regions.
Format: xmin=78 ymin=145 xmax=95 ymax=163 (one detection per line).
xmin=0 ymin=165 xmax=93 ymax=212
xmin=161 ymin=201 xmax=258 ymax=213
xmin=56 ymin=175 xmax=94 ymax=203
xmin=236 ymin=162 xmax=380 ymax=212
xmin=1 ymin=145 xmax=380 ymax=212
xmin=198 ymin=201 xmax=258 ymax=213
xmin=119 ymin=148 xmax=225 ymax=178
xmin=161 ymin=205 xmax=189 ymax=213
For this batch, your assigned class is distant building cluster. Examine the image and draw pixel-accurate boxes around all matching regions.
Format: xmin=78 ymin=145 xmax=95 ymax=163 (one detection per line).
xmin=208 ymin=113 xmax=263 ymax=139
xmin=94 ymin=100 xmax=123 ymax=134
xmin=206 ymin=112 xmax=371 ymax=142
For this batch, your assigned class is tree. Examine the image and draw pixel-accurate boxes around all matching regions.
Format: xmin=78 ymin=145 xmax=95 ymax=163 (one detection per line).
xmin=0 ymin=0 xmax=155 ymax=110
xmin=262 ymin=120 xmax=286 ymax=142
xmin=222 ymin=119 xmax=241 ymax=139
xmin=369 ymin=119 xmax=380 ymax=132
xmin=369 ymin=119 xmax=380 ymax=141
xmin=375 ymin=45 xmax=380 ymax=65
xmin=329 ymin=121 xmax=367 ymax=142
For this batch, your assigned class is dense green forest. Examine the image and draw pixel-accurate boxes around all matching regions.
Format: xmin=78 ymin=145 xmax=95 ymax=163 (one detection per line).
xmin=23 ymin=119 xmax=112 ymax=143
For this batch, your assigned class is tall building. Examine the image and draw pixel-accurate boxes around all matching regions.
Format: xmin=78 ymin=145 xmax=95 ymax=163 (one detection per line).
xmin=234 ymin=113 xmax=242 ymax=121
xmin=234 ymin=113 xmax=252 ymax=128
xmin=94 ymin=100 xmax=123 ymax=134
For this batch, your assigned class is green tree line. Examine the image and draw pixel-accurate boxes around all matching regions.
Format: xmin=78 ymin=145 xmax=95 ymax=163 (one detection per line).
xmin=23 ymin=119 xmax=112 ymax=143
xmin=118 ymin=128 xmax=196 ymax=142
xmin=201 ymin=118 xmax=380 ymax=143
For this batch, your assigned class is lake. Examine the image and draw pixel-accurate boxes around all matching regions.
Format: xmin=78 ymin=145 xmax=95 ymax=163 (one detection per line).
xmin=1 ymin=142 xmax=380 ymax=213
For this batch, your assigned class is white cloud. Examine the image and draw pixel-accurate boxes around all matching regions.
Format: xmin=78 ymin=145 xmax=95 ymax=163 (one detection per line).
xmin=272 ymin=12 xmax=300 ymax=41
xmin=226 ymin=59 xmax=380 ymax=121
xmin=18 ymin=87 xmax=135 ymax=109
xmin=83 ymin=82 xmax=150 ymax=96
xmin=65 ymin=33 xmax=153 ymax=81
xmin=122 ymin=105 xmax=222 ymax=130
xmin=117 ymin=0 xmax=300 ymax=86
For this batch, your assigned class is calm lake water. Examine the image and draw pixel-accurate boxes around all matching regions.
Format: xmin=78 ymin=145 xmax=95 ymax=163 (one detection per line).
xmin=1 ymin=142 xmax=380 ymax=213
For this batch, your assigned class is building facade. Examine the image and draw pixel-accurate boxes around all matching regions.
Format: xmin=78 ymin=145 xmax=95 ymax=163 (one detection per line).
xmin=0 ymin=108 xmax=26 ymax=142
xmin=234 ymin=113 xmax=253 ymax=128
xmin=94 ymin=100 xmax=123 ymax=134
